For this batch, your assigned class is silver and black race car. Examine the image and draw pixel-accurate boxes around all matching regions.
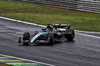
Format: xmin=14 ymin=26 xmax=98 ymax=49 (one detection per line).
xmin=18 ymin=24 xmax=75 ymax=45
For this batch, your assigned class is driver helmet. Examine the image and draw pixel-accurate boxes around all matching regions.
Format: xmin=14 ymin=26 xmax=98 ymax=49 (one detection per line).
xmin=47 ymin=24 xmax=53 ymax=29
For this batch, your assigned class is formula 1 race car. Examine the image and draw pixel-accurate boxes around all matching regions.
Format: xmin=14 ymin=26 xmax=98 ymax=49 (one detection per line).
xmin=18 ymin=24 xmax=75 ymax=45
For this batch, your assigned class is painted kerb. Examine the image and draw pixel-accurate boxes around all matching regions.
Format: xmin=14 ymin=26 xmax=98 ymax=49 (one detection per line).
xmin=8 ymin=0 xmax=100 ymax=13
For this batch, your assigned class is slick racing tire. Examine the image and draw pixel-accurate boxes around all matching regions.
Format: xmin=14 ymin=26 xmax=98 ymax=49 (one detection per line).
xmin=23 ymin=32 xmax=30 ymax=45
xmin=65 ymin=29 xmax=75 ymax=41
xmin=49 ymin=33 xmax=54 ymax=45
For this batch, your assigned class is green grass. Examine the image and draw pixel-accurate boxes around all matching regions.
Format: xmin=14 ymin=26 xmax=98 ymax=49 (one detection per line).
xmin=0 ymin=0 xmax=100 ymax=32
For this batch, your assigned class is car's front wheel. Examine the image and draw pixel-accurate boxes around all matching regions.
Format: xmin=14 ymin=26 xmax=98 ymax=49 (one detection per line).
xmin=23 ymin=32 xmax=30 ymax=45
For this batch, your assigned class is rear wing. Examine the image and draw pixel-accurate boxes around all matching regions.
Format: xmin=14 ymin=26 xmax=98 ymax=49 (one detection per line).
xmin=52 ymin=24 xmax=70 ymax=28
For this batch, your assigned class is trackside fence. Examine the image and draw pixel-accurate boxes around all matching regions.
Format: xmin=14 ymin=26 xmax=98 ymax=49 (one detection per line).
xmin=8 ymin=0 xmax=100 ymax=13
xmin=77 ymin=1 xmax=100 ymax=13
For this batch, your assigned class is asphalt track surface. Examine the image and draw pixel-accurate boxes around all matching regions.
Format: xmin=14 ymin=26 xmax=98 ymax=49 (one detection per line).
xmin=0 ymin=18 xmax=100 ymax=66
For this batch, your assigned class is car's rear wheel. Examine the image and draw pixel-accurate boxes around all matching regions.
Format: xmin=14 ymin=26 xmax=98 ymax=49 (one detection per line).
xmin=65 ymin=29 xmax=75 ymax=41
xmin=23 ymin=32 xmax=30 ymax=45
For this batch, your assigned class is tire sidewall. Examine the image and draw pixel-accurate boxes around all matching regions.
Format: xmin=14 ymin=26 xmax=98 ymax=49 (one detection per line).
xmin=65 ymin=29 xmax=75 ymax=41
xmin=23 ymin=32 xmax=30 ymax=45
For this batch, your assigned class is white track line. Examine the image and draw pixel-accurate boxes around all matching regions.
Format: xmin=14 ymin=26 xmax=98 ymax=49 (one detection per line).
xmin=75 ymin=30 xmax=100 ymax=34
xmin=0 ymin=16 xmax=46 ymax=28
xmin=76 ymin=32 xmax=100 ymax=39
xmin=0 ymin=54 xmax=54 ymax=66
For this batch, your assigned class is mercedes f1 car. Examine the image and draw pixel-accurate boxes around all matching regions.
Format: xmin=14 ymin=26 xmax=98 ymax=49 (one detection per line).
xmin=18 ymin=24 xmax=75 ymax=45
